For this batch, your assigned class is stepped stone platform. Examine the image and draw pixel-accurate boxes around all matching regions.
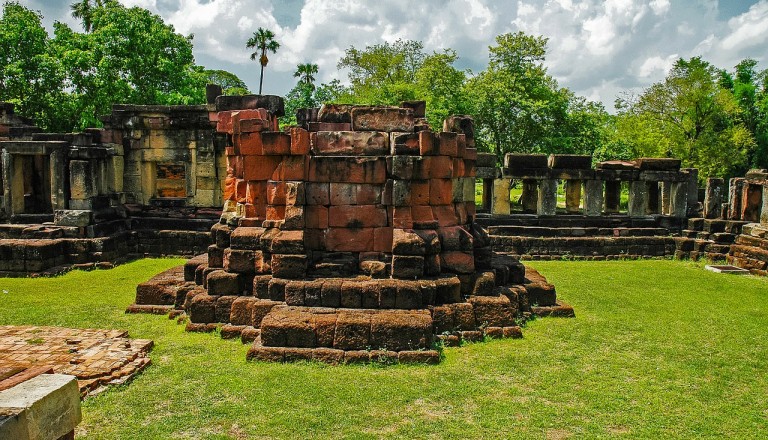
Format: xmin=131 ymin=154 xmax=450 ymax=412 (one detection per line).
xmin=0 ymin=326 xmax=152 ymax=396
xmin=126 ymin=96 xmax=573 ymax=364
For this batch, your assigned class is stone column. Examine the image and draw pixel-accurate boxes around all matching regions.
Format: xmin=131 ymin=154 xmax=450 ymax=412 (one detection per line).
xmin=521 ymin=179 xmax=538 ymax=213
xmin=669 ymin=182 xmax=688 ymax=218
xmin=646 ymin=182 xmax=660 ymax=214
xmin=69 ymin=160 xmax=96 ymax=208
xmin=583 ymin=180 xmax=603 ymax=216
xmin=537 ymin=179 xmax=557 ymax=216
xmin=1 ymin=149 xmax=12 ymax=215
xmin=49 ymin=149 xmax=67 ymax=210
xmin=703 ymin=177 xmax=724 ymax=219
xmin=661 ymin=181 xmax=672 ymax=215
xmin=628 ymin=181 xmax=648 ymax=217
xmin=728 ymin=178 xmax=745 ymax=220
xmin=683 ymin=168 xmax=699 ymax=216
xmin=565 ymin=180 xmax=582 ymax=214
xmin=604 ymin=181 xmax=621 ymax=214
xmin=482 ymin=178 xmax=493 ymax=212
xmin=761 ymin=184 xmax=768 ymax=225
xmin=491 ymin=178 xmax=511 ymax=215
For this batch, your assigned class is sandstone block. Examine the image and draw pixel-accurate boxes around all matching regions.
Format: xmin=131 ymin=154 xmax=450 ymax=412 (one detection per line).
xmin=312 ymin=131 xmax=389 ymax=156
xmin=351 ymin=107 xmax=414 ymax=132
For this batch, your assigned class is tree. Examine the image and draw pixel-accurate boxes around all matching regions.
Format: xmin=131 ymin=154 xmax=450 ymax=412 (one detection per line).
xmin=615 ymin=57 xmax=756 ymax=179
xmin=246 ymin=28 xmax=279 ymax=95
xmin=293 ymin=63 xmax=318 ymax=88
xmin=720 ymin=59 xmax=768 ymax=169
xmin=414 ymin=50 xmax=470 ymax=129
xmin=465 ymin=32 xmax=601 ymax=161
xmin=337 ymin=39 xmax=425 ymax=105
xmin=205 ymin=69 xmax=249 ymax=95
xmin=70 ymin=0 xmax=105 ymax=33
xmin=282 ymin=79 xmax=346 ymax=127
xmin=0 ymin=2 xmax=70 ymax=131
xmin=53 ymin=1 xmax=205 ymax=129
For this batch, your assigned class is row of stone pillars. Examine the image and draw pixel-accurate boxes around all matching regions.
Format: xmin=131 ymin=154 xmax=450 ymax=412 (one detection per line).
xmin=490 ymin=178 xmax=689 ymax=217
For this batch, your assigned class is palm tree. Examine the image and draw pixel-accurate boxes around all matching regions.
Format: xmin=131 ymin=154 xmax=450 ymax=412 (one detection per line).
xmin=70 ymin=0 xmax=104 ymax=33
xmin=246 ymin=28 xmax=280 ymax=95
xmin=293 ymin=63 xmax=319 ymax=88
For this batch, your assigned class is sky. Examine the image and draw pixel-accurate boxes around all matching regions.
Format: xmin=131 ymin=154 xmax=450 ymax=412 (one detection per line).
xmin=14 ymin=0 xmax=768 ymax=112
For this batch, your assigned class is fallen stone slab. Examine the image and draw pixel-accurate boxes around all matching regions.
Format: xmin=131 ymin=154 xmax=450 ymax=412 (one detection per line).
xmin=0 ymin=373 xmax=81 ymax=440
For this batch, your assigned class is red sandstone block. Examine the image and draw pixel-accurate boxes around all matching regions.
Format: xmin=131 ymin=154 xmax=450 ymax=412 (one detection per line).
xmin=351 ymin=107 xmax=414 ymax=132
xmin=305 ymin=182 xmax=330 ymax=205
xmin=238 ymin=118 xmax=270 ymax=133
xmin=464 ymin=159 xmax=475 ymax=177
xmin=305 ymin=206 xmax=329 ymax=229
xmin=419 ymin=131 xmax=437 ymax=156
xmin=231 ymin=156 xmax=244 ymax=179
xmin=433 ymin=205 xmax=459 ymax=226
xmin=453 ymin=158 xmax=465 ymax=178
xmin=223 ymin=176 xmax=236 ymax=201
xmin=243 ymin=155 xmax=281 ymax=181
xmin=308 ymin=122 xmax=352 ymax=132
xmin=235 ymin=179 xmax=247 ymax=203
xmin=262 ymin=132 xmax=291 ymax=155
xmin=290 ymin=127 xmax=310 ymax=155
xmin=390 ymin=132 xmax=420 ymax=155
xmin=440 ymin=251 xmax=475 ymax=274
xmin=326 ymin=228 xmax=375 ymax=252
xmin=208 ymin=111 xmax=219 ymax=123
xmin=238 ymin=132 xmax=263 ymax=156
xmin=439 ymin=132 xmax=458 ymax=157
xmin=392 ymin=207 xmax=413 ymax=229
xmin=313 ymin=131 xmax=389 ymax=156
xmin=329 ymin=183 xmax=383 ymax=205
xmin=281 ymin=155 xmax=308 ymax=181
xmin=430 ymin=179 xmax=453 ymax=205
xmin=411 ymin=205 xmax=435 ymax=223
xmin=329 ymin=205 xmax=388 ymax=228
xmin=266 ymin=181 xmax=286 ymax=205
xmin=216 ymin=111 xmax=233 ymax=133
xmin=266 ymin=205 xmax=285 ymax=220
xmin=465 ymin=202 xmax=476 ymax=218
xmin=464 ymin=148 xmax=477 ymax=161
xmin=246 ymin=181 xmax=267 ymax=205
xmin=455 ymin=203 xmax=468 ymax=225
xmin=410 ymin=181 xmax=430 ymax=205
xmin=308 ymin=157 xmax=387 ymax=184
xmin=304 ymin=229 xmax=326 ymax=251
xmin=374 ymin=227 xmax=393 ymax=253
xmin=456 ymin=134 xmax=466 ymax=158
xmin=429 ymin=156 xmax=454 ymax=179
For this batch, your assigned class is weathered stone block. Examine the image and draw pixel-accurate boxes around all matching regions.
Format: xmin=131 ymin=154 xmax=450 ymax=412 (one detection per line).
xmin=350 ymin=107 xmax=414 ymax=132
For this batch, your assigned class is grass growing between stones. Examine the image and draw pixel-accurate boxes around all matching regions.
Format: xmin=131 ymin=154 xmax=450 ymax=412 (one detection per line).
xmin=1 ymin=258 xmax=767 ymax=439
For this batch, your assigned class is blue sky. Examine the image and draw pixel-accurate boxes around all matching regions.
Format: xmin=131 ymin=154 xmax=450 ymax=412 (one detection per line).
xmin=14 ymin=0 xmax=768 ymax=111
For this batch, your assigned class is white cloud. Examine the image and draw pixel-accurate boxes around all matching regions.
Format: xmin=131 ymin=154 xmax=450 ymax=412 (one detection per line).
xmin=720 ymin=0 xmax=768 ymax=51
xmin=13 ymin=0 xmax=768 ymax=111
xmin=638 ymin=54 xmax=678 ymax=78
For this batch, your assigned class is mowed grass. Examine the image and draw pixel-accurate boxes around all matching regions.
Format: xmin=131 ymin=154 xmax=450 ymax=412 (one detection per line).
xmin=1 ymin=259 xmax=767 ymax=439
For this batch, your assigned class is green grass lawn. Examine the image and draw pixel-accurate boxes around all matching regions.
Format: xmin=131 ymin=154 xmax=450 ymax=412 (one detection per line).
xmin=1 ymin=259 xmax=767 ymax=439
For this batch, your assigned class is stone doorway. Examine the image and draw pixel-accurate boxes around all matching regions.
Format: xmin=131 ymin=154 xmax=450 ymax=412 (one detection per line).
xmin=14 ymin=154 xmax=52 ymax=214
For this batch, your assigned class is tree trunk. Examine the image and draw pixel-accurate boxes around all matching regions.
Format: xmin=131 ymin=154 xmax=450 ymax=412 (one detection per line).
xmin=258 ymin=49 xmax=266 ymax=95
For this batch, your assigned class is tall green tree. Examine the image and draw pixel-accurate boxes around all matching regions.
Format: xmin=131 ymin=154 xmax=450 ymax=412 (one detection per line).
xmin=336 ymin=40 xmax=470 ymax=130
xmin=0 ymin=2 xmax=69 ymax=130
xmin=70 ymin=0 xmax=105 ymax=33
xmin=293 ymin=63 xmax=318 ymax=88
xmin=49 ymin=1 xmax=205 ymax=129
xmin=615 ymin=57 xmax=756 ymax=179
xmin=720 ymin=59 xmax=768 ymax=169
xmin=246 ymin=28 xmax=280 ymax=95
xmin=466 ymin=32 xmax=603 ymax=161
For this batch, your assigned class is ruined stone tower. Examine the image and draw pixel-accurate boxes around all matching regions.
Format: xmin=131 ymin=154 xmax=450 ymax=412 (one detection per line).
xmin=131 ymin=95 xmax=571 ymax=364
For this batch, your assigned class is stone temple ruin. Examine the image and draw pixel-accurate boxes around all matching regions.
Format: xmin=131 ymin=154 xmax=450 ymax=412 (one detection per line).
xmin=3 ymin=85 xmax=768 ymax=364
xmin=128 ymin=95 xmax=572 ymax=364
